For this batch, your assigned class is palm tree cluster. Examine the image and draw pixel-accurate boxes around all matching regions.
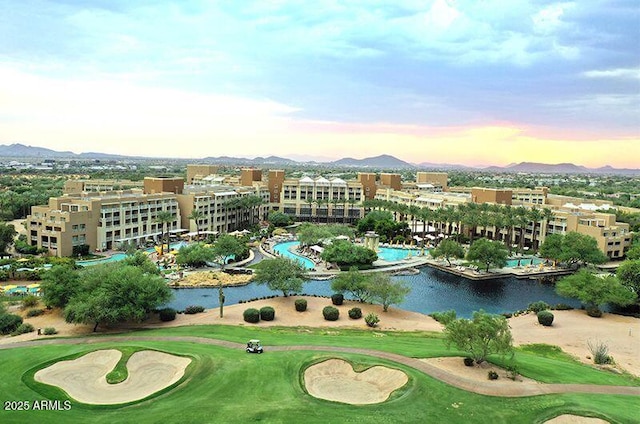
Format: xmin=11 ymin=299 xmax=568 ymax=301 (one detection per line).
xmin=362 ymin=199 xmax=555 ymax=253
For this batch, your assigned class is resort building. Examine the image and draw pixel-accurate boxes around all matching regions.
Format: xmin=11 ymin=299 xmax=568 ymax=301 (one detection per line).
xmin=28 ymin=166 xmax=635 ymax=259
xmin=27 ymin=186 xmax=181 ymax=256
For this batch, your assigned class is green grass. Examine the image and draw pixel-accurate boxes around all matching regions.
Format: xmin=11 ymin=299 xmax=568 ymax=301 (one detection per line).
xmin=0 ymin=327 xmax=637 ymax=424
xmin=105 ymin=346 xmax=138 ymax=384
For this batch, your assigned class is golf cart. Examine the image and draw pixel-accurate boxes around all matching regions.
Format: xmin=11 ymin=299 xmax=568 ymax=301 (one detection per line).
xmin=246 ymin=339 xmax=263 ymax=354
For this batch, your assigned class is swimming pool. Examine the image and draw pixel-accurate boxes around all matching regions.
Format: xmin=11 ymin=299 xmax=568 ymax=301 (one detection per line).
xmin=272 ymin=241 xmax=316 ymax=269
xmin=377 ymin=247 xmax=422 ymax=262
xmin=505 ymin=257 xmax=545 ymax=268
xmin=77 ymin=242 xmax=189 ymax=267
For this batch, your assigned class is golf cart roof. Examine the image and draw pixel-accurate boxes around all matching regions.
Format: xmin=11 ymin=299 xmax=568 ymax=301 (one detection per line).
xmin=249 ymin=339 xmax=260 ymax=343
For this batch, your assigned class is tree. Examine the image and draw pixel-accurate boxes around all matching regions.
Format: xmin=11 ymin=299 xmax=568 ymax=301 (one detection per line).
xmin=330 ymin=266 xmax=371 ymax=302
xmin=176 ymin=243 xmax=216 ymax=268
xmin=539 ymin=233 xmax=563 ymax=264
xmin=430 ymin=239 xmax=465 ymax=266
xmin=253 ymin=257 xmax=308 ymax=297
xmin=211 ymin=234 xmax=247 ymax=317
xmin=64 ymin=264 xmax=172 ymax=331
xmin=366 ymin=273 xmax=410 ymax=312
xmin=268 ymin=211 xmax=292 ymax=227
xmin=321 ymin=240 xmax=377 ymax=268
xmin=41 ymin=264 xmax=80 ymax=308
xmin=188 ymin=209 xmax=205 ymax=239
xmin=556 ymin=270 xmax=636 ymax=316
xmin=122 ymin=250 xmax=161 ymax=275
xmin=617 ymin=260 xmax=640 ymax=295
xmin=560 ymin=232 xmax=608 ymax=266
xmin=0 ymin=222 xmax=17 ymax=253
xmin=154 ymin=210 xmax=174 ymax=256
xmin=357 ymin=210 xmax=394 ymax=233
xmin=466 ymin=238 xmax=508 ymax=272
xmin=443 ymin=310 xmax=514 ymax=364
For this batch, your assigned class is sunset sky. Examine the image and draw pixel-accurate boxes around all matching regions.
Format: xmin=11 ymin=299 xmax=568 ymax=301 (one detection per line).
xmin=0 ymin=1 xmax=638 ymax=167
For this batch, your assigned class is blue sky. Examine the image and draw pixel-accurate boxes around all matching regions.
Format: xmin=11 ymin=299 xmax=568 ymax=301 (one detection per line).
xmin=0 ymin=0 xmax=638 ymax=166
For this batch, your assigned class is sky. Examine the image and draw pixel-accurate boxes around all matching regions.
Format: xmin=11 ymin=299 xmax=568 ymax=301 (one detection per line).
xmin=0 ymin=0 xmax=638 ymax=167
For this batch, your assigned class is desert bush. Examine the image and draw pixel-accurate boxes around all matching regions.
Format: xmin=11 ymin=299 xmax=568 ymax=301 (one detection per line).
xmin=322 ymin=306 xmax=339 ymax=321
xmin=184 ymin=305 xmax=205 ymax=314
xmin=553 ymin=303 xmax=574 ymax=310
xmin=260 ymin=306 xmax=275 ymax=321
xmin=487 ymin=370 xmax=499 ymax=380
xmin=43 ymin=327 xmax=57 ymax=335
xmin=21 ymin=295 xmax=39 ymax=309
xmin=159 ymin=308 xmax=177 ymax=322
xmin=528 ymin=300 xmax=550 ymax=313
xmin=295 ymin=298 xmax=307 ymax=312
xmin=0 ymin=314 xmax=23 ymax=335
xmin=537 ymin=310 xmax=554 ymax=326
xmin=243 ymin=308 xmax=260 ymax=323
xmin=463 ymin=357 xmax=474 ymax=367
xmin=331 ymin=293 xmax=344 ymax=305
xmin=12 ymin=322 xmax=34 ymax=335
xmin=506 ymin=363 xmax=519 ymax=381
xmin=364 ymin=313 xmax=379 ymax=327
xmin=348 ymin=307 xmax=362 ymax=319
xmin=26 ymin=308 xmax=45 ymax=317
xmin=430 ymin=310 xmax=457 ymax=325
xmin=588 ymin=339 xmax=613 ymax=365
xmin=586 ymin=307 xmax=603 ymax=318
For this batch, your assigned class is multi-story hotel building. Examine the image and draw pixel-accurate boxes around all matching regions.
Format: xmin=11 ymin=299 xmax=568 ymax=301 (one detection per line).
xmin=26 ymin=167 xmax=635 ymax=259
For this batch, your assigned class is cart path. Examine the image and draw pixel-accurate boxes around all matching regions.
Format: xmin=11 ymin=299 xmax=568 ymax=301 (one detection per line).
xmin=3 ymin=335 xmax=639 ymax=398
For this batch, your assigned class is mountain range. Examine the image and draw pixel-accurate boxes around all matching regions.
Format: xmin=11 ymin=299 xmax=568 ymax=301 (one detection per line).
xmin=1 ymin=143 xmax=638 ymax=175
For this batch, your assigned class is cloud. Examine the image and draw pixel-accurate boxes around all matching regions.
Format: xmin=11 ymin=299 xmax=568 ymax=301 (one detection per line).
xmin=583 ymin=68 xmax=640 ymax=79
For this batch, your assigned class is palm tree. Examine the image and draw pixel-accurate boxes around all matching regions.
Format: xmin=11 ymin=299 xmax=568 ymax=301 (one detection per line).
xmin=540 ymin=207 xmax=555 ymax=246
xmin=515 ymin=206 xmax=530 ymax=253
xmin=188 ymin=209 xmax=204 ymax=239
xmin=304 ymin=197 xmax=315 ymax=222
xmin=408 ymin=204 xmax=421 ymax=235
xmin=528 ymin=207 xmax=544 ymax=251
xmin=154 ymin=210 xmax=174 ymax=256
xmin=347 ymin=197 xmax=359 ymax=223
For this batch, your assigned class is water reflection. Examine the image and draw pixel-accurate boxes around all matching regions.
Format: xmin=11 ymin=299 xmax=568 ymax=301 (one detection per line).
xmin=167 ymin=267 xmax=579 ymax=318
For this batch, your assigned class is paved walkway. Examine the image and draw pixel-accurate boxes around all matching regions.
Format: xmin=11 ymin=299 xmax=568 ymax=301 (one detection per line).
xmin=3 ymin=335 xmax=639 ymax=398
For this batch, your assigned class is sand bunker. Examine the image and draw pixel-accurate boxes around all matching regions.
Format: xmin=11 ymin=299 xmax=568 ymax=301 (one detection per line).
xmin=34 ymin=349 xmax=191 ymax=405
xmin=544 ymin=415 xmax=609 ymax=423
xmin=304 ymin=358 xmax=408 ymax=405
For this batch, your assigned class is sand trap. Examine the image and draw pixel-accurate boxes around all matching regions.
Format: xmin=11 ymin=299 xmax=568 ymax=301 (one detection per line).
xmin=304 ymin=358 xmax=408 ymax=405
xmin=34 ymin=349 xmax=192 ymax=405
xmin=544 ymin=415 xmax=609 ymax=423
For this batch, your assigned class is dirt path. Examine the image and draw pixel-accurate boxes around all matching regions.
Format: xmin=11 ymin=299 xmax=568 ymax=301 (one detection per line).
xmin=3 ymin=335 xmax=639 ymax=398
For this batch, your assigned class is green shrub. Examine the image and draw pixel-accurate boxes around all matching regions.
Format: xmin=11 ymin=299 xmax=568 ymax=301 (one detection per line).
xmin=528 ymin=301 xmax=550 ymax=313
xmin=322 ymin=306 xmax=339 ymax=321
xmin=26 ymin=308 xmax=45 ymax=317
xmin=588 ymin=340 xmax=613 ymax=365
xmin=587 ymin=307 xmax=603 ymax=318
xmin=21 ymin=295 xmax=39 ymax=309
xmin=463 ymin=357 xmax=474 ymax=367
xmin=159 ymin=308 xmax=177 ymax=322
xmin=12 ymin=322 xmax=34 ymax=336
xmin=331 ymin=293 xmax=344 ymax=305
xmin=488 ymin=370 xmax=499 ymax=380
xmin=260 ymin=306 xmax=275 ymax=321
xmin=537 ymin=310 xmax=554 ymax=326
xmin=294 ymin=298 xmax=307 ymax=312
xmin=430 ymin=310 xmax=457 ymax=325
xmin=0 ymin=314 xmax=23 ymax=335
xmin=364 ymin=313 xmax=379 ymax=328
xmin=348 ymin=307 xmax=362 ymax=319
xmin=43 ymin=327 xmax=57 ymax=335
xmin=184 ymin=305 xmax=205 ymax=314
xmin=243 ymin=308 xmax=260 ymax=323
xmin=553 ymin=303 xmax=574 ymax=310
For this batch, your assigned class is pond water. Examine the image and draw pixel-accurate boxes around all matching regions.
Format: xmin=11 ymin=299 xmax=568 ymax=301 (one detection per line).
xmin=166 ymin=267 xmax=579 ymax=318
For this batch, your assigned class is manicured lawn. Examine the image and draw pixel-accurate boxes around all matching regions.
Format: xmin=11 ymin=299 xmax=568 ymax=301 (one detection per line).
xmin=0 ymin=326 xmax=637 ymax=423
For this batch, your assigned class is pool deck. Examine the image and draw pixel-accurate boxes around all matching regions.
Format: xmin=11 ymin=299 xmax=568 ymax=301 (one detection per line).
xmin=258 ymin=241 xmax=577 ymax=282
